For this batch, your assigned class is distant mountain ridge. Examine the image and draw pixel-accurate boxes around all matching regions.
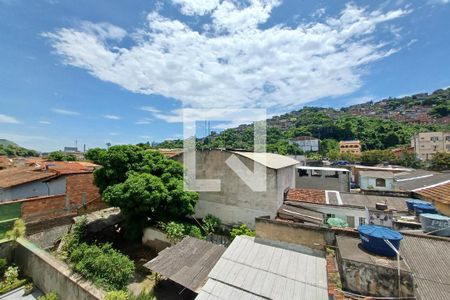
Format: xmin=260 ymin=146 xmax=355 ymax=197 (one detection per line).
xmin=0 ymin=139 xmax=18 ymax=147
xmin=156 ymin=87 xmax=450 ymax=154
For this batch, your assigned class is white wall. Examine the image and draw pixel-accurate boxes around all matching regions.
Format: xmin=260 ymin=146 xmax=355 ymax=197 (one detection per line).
xmin=360 ymin=177 xmax=394 ymax=191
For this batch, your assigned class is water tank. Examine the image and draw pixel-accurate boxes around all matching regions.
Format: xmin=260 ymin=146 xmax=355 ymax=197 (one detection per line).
xmin=405 ymin=199 xmax=430 ymax=211
xmin=413 ymin=203 xmax=437 ymax=215
xmin=358 ymin=225 xmax=403 ymax=257
xmin=420 ymin=214 xmax=450 ymax=237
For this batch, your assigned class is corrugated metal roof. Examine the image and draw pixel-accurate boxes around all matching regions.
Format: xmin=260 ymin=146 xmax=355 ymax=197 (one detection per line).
xmin=196 ymin=236 xmax=328 ymax=300
xmin=144 ymin=237 xmax=226 ymax=292
xmin=231 ymin=151 xmax=299 ymax=170
xmin=395 ymin=171 xmax=450 ymax=191
xmin=277 ymin=204 xmax=324 ymax=225
xmin=400 ymin=234 xmax=450 ymax=300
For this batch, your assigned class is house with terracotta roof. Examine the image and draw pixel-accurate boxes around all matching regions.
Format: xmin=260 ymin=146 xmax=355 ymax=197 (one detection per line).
xmin=0 ymin=161 xmax=103 ymax=226
xmin=413 ymin=181 xmax=450 ymax=216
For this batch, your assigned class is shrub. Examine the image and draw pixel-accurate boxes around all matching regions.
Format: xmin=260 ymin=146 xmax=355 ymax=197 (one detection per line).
xmin=37 ymin=292 xmax=59 ymax=300
xmin=202 ymin=215 xmax=221 ymax=235
xmin=105 ymin=290 xmax=129 ymax=300
xmin=0 ymin=265 xmax=27 ymax=294
xmin=59 ymin=216 xmax=87 ymax=258
xmin=69 ymin=243 xmax=135 ymax=291
xmin=230 ymin=224 xmax=255 ymax=239
xmin=164 ymin=221 xmax=185 ymax=243
xmin=186 ymin=225 xmax=205 ymax=240
xmin=0 ymin=258 xmax=6 ymax=275
xmin=5 ymin=219 xmax=26 ymax=241
xmin=129 ymin=292 xmax=156 ymax=300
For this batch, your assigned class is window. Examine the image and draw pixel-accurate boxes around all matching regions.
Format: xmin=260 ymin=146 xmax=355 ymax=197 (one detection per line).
xmin=311 ymin=170 xmax=322 ymax=177
xmin=446 ymin=136 xmax=450 ymax=142
xmin=298 ymin=169 xmax=308 ymax=177
xmin=359 ymin=217 xmax=366 ymax=225
xmin=376 ymin=178 xmax=386 ymax=187
xmin=431 ymin=136 xmax=439 ymax=142
xmin=325 ymin=171 xmax=339 ymax=178
xmin=326 ymin=214 xmax=335 ymax=221
xmin=347 ymin=216 xmax=355 ymax=227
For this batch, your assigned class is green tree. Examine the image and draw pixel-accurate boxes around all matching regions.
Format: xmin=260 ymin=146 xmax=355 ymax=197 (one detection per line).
xmin=361 ymin=150 xmax=395 ymax=165
xmin=95 ymin=145 xmax=198 ymax=237
xmin=47 ymin=151 xmax=76 ymax=161
xmin=430 ymin=152 xmax=450 ymax=171
xmin=84 ymin=148 xmax=106 ymax=164
xmin=320 ymin=139 xmax=339 ymax=156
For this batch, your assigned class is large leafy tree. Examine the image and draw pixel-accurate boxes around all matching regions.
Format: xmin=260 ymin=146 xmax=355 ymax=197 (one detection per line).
xmin=94 ymin=145 xmax=198 ymax=230
xmin=430 ymin=152 xmax=450 ymax=171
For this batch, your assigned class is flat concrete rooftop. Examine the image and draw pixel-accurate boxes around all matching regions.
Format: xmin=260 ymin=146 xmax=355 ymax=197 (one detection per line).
xmin=336 ymin=235 xmax=409 ymax=271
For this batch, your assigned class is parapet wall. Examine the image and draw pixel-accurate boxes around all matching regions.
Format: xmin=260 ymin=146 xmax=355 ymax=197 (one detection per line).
xmin=14 ymin=238 xmax=105 ymax=300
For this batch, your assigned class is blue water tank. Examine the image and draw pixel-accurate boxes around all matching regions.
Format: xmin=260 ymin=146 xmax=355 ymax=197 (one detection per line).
xmin=413 ymin=203 xmax=437 ymax=214
xmin=358 ymin=225 xmax=403 ymax=257
xmin=420 ymin=214 xmax=450 ymax=237
xmin=405 ymin=199 xmax=430 ymax=211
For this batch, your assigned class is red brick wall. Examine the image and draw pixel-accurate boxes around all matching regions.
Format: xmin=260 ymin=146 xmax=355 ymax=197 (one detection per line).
xmin=66 ymin=173 xmax=101 ymax=206
xmin=21 ymin=194 xmax=73 ymax=223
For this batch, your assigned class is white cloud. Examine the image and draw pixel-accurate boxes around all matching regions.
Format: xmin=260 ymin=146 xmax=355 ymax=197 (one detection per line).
xmin=428 ymin=0 xmax=449 ymax=4
xmin=171 ymin=0 xmax=220 ymax=16
xmin=0 ymin=114 xmax=20 ymax=124
xmin=135 ymin=117 xmax=153 ymax=125
xmin=51 ymin=108 xmax=80 ymax=115
xmin=109 ymin=132 xmax=120 ymax=136
xmin=103 ymin=114 xmax=121 ymax=120
xmin=140 ymin=106 xmax=160 ymax=113
xmin=312 ymin=8 xmax=326 ymax=18
xmin=39 ymin=120 xmax=52 ymax=125
xmin=139 ymin=135 xmax=152 ymax=139
xmin=45 ymin=2 xmax=408 ymax=111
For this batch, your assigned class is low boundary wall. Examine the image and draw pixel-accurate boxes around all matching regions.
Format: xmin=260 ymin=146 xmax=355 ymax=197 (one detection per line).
xmin=13 ymin=238 xmax=105 ymax=300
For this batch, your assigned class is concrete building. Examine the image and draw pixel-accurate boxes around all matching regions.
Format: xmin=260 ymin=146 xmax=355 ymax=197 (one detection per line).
xmin=172 ymin=149 xmax=298 ymax=226
xmin=289 ymin=136 xmax=319 ymax=152
xmin=359 ymin=170 xmax=395 ymax=191
xmin=411 ymin=131 xmax=450 ymax=160
xmin=339 ymin=140 xmax=361 ymax=156
xmin=284 ymin=188 xmax=408 ymax=228
xmin=413 ymin=181 xmax=450 ymax=216
xmin=295 ymin=166 xmax=351 ymax=192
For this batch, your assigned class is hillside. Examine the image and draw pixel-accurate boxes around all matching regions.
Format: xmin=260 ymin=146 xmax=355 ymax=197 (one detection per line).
xmin=156 ymin=87 xmax=450 ymax=155
xmin=0 ymin=139 xmax=18 ymax=147
xmin=0 ymin=139 xmax=38 ymax=157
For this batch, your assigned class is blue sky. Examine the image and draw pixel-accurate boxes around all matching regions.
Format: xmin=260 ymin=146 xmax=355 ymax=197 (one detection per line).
xmin=0 ymin=0 xmax=449 ymax=152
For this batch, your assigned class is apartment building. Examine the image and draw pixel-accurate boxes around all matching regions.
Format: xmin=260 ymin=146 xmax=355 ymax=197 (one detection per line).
xmin=289 ymin=136 xmax=319 ymax=152
xmin=411 ymin=131 xmax=450 ymax=160
xmin=339 ymin=140 xmax=361 ymax=156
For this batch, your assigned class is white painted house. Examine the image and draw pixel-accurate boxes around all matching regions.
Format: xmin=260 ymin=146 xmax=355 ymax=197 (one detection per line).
xmin=359 ymin=171 xmax=395 ymax=191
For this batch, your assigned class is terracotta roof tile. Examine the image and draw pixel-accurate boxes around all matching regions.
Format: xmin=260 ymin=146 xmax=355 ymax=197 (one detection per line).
xmin=0 ymin=167 xmax=57 ymax=188
xmin=415 ymin=182 xmax=450 ymax=205
xmin=285 ymin=188 xmax=326 ymax=204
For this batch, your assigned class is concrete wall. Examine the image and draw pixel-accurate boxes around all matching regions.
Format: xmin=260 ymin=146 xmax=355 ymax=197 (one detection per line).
xmin=295 ymin=169 xmax=350 ymax=192
xmin=360 ymin=176 xmax=394 ymax=191
xmin=255 ymin=217 xmax=329 ymax=254
xmin=14 ymin=238 xmax=105 ymax=300
xmin=0 ymin=176 xmax=66 ymax=202
xmin=337 ymin=256 xmax=414 ymax=298
xmin=175 ymin=150 xmax=294 ymax=226
xmin=142 ymin=227 xmax=171 ymax=252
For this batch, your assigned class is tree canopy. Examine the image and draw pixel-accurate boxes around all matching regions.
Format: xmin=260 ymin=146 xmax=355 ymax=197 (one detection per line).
xmin=94 ymin=145 xmax=198 ymax=227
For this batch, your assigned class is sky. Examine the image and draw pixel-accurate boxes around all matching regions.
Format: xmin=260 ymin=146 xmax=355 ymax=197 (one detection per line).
xmin=0 ymin=0 xmax=449 ymax=152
